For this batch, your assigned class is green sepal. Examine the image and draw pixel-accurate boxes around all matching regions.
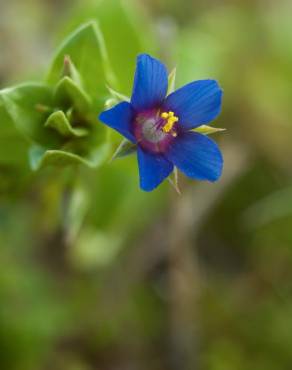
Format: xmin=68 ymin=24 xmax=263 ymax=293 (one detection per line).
xmin=104 ymin=98 xmax=119 ymax=110
xmin=193 ymin=125 xmax=226 ymax=135
xmin=110 ymin=139 xmax=137 ymax=161
xmin=107 ymin=85 xmax=130 ymax=103
xmin=29 ymin=142 xmax=110 ymax=170
xmin=167 ymin=167 xmax=181 ymax=194
xmin=167 ymin=68 xmax=177 ymax=95
xmin=44 ymin=111 xmax=88 ymax=138
xmin=54 ymin=76 xmax=92 ymax=116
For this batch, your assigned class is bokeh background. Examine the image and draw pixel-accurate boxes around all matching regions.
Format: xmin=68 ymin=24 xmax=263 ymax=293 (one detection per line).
xmin=1 ymin=0 xmax=292 ymax=369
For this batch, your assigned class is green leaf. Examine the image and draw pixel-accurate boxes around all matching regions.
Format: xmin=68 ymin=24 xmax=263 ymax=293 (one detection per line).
xmin=167 ymin=68 xmax=177 ymax=95
xmin=0 ymin=83 xmax=59 ymax=147
xmin=0 ymin=136 xmax=29 ymax=167
xmin=193 ymin=125 xmax=226 ymax=135
xmin=54 ymin=76 xmax=92 ymax=116
xmin=47 ymin=21 xmax=116 ymax=99
xmin=44 ymin=111 xmax=88 ymax=138
xmin=29 ymin=142 xmax=110 ymax=170
xmin=0 ymin=99 xmax=30 ymax=166
xmin=29 ymin=146 xmax=89 ymax=169
xmin=111 ymin=139 xmax=137 ymax=161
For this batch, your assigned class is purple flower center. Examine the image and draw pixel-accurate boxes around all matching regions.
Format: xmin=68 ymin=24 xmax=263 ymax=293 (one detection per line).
xmin=133 ymin=109 xmax=179 ymax=153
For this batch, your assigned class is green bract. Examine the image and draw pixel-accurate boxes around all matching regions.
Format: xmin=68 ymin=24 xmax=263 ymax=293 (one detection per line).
xmin=0 ymin=21 xmax=114 ymax=170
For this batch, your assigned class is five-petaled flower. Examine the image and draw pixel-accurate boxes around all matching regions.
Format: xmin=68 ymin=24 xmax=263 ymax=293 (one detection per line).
xmin=99 ymin=54 xmax=223 ymax=191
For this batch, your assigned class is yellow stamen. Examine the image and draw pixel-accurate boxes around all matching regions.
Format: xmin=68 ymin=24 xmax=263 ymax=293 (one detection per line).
xmin=161 ymin=111 xmax=179 ymax=133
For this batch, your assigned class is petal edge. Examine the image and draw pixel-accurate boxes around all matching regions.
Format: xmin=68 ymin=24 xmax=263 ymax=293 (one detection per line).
xmin=99 ymin=102 xmax=136 ymax=143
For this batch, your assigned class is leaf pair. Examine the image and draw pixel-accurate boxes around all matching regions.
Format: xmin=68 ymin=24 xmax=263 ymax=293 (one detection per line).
xmin=0 ymin=21 xmax=113 ymax=171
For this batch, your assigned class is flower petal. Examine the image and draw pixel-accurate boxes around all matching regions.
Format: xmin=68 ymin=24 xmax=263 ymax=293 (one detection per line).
xmin=163 ymin=79 xmax=222 ymax=129
xmin=166 ymin=131 xmax=223 ymax=181
xmin=99 ymin=102 xmax=136 ymax=143
xmin=137 ymin=148 xmax=173 ymax=191
xmin=131 ymin=54 xmax=168 ymax=111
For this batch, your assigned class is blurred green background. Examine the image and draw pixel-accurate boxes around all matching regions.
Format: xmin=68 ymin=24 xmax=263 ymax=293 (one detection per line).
xmin=1 ymin=0 xmax=292 ymax=369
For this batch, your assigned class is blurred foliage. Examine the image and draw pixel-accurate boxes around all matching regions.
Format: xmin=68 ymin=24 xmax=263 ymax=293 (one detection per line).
xmin=1 ymin=0 xmax=292 ymax=369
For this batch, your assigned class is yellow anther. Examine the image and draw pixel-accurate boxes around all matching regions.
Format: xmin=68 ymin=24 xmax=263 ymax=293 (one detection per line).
xmin=162 ymin=121 xmax=173 ymax=133
xmin=161 ymin=112 xmax=169 ymax=119
xmin=161 ymin=111 xmax=179 ymax=133
xmin=169 ymin=116 xmax=178 ymax=124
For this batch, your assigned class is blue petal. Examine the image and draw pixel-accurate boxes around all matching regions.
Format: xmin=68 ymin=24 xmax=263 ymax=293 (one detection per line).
xmin=131 ymin=54 xmax=168 ymax=111
xmin=163 ymin=79 xmax=222 ymax=129
xmin=99 ymin=102 xmax=136 ymax=143
xmin=166 ymin=132 xmax=223 ymax=181
xmin=137 ymin=148 xmax=173 ymax=191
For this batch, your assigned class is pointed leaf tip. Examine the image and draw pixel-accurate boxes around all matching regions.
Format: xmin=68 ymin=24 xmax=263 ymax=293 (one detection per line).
xmin=167 ymin=167 xmax=181 ymax=195
xmin=110 ymin=139 xmax=137 ymax=161
xmin=47 ymin=21 xmax=115 ymax=98
xmin=193 ymin=125 xmax=226 ymax=135
xmin=106 ymin=85 xmax=130 ymax=103
xmin=167 ymin=68 xmax=177 ymax=96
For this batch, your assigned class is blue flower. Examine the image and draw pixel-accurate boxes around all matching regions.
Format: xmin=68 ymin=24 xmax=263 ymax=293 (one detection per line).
xmin=99 ymin=54 xmax=223 ymax=192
